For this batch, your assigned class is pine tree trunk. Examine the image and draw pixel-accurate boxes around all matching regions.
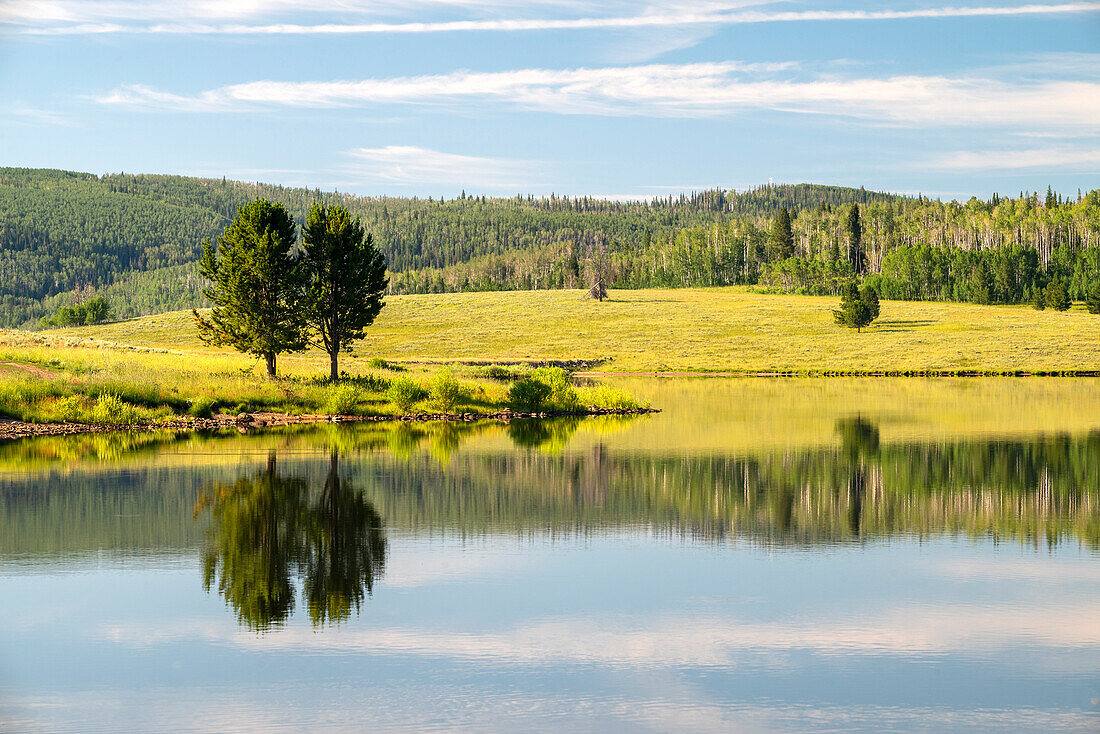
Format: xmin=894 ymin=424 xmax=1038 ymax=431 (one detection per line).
xmin=265 ymin=352 xmax=276 ymax=378
xmin=329 ymin=350 xmax=339 ymax=382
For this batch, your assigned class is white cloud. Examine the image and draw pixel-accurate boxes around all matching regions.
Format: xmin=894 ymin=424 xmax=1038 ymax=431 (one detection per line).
xmin=9 ymin=1 xmax=1100 ymax=35
xmin=97 ymin=62 xmax=1100 ymax=131
xmin=925 ymin=146 xmax=1100 ymax=170
xmin=341 ymin=145 xmax=536 ymax=188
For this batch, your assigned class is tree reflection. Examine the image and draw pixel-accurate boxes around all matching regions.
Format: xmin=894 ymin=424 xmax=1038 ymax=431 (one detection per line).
xmin=195 ymin=451 xmax=386 ymax=632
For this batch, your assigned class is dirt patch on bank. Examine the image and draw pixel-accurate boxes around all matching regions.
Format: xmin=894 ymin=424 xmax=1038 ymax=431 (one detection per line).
xmin=0 ymin=361 xmax=55 ymax=379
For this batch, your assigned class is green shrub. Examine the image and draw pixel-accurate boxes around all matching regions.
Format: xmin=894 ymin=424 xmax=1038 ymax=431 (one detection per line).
xmin=428 ymin=368 xmax=464 ymax=412
xmin=508 ymin=377 xmax=552 ymax=411
xmin=53 ymin=395 xmax=85 ymax=422
xmin=188 ymin=397 xmax=217 ymax=419
xmin=387 ymin=376 xmax=425 ymax=413
xmin=91 ymin=393 xmax=141 ymax=426
xmin=324 ymin=383 xmax=363 ymax=415
xmin=531 ymin=367 xmax=579 ymax=409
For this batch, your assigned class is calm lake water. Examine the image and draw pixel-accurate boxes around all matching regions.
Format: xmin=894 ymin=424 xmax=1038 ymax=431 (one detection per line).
xmin=2 ymin=378 xmax=1099 ymax=733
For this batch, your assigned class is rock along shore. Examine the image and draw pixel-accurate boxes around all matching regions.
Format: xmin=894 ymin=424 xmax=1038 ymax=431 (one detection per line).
xmin=0 ymin=407 xmax=659 ymax=441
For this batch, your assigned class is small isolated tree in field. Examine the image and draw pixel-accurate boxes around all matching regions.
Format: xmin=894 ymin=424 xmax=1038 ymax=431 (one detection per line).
xmin=301 ymin=203 xmax=389 ymax=381
xmin=193 ymin=199 xmax=307 ymax=378
xmin=1045 ymin=279 xmax=1071 ymax=311
xmin=834 ymin=281 xmax=876 ymax=333
xmin=1085 ymin=280 xmax=1100 ymax=314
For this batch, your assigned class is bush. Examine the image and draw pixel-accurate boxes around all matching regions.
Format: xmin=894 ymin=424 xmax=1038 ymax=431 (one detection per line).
xmin=188 ymin=397 xmax=217 ymax=419
xmin=531 ymin=366 xmax=579 ymax=409
xmin=508 ymin=377 xmax=552 ymax=411
xmin=387 ymin=376 xmax=425 ymax=413
xmin=324 ymin=383 xmax=363 ymax=415
xmin=428 ymin=368 xmax=464 ymax=412
xmin=91 ymin=393 xmax=140 ymax=426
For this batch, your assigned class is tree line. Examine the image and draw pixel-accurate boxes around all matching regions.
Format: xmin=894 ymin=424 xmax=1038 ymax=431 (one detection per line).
xmin=0 ymin=167 xmax=892 ymax=327
xmin=5 ymin=166 xmax=1099 ymax=328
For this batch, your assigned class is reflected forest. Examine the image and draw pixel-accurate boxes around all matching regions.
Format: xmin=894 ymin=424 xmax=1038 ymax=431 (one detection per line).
xmin=2 ymin=414 xmax=1099 ymax=629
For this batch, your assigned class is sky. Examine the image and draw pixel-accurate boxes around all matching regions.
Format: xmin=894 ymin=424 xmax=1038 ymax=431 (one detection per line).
xmin=0 ymin=0 xmax=1098 ymax=200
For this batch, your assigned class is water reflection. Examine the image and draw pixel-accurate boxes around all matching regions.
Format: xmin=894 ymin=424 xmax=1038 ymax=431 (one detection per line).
xmin=194 ymin=451 xmax=386 ymax=631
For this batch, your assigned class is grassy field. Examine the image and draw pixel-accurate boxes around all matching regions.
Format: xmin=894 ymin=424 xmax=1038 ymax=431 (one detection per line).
xmin=51 ymin=287 xmax=1100 ymax=373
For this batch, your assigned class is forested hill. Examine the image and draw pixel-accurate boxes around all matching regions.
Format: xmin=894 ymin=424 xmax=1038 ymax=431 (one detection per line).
xmin=0 ymin=167 xmax=895 ymax=327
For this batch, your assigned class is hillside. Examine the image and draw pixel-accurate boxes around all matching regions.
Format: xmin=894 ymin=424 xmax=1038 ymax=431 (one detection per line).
xmin=3 ymin=167 xmax=1097 ymax=331
xmin=52 ymin=288 xmax=1100 ymax=374
xmin=0 ymin=167 xmax=892 ymax=328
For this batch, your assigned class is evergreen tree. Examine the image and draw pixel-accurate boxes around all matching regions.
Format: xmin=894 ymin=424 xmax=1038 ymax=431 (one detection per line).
xmin=301 ymin=203 xmax=389 ymax=381
xmin=1031 ymin=288 xmax=1046 ymax=310
xmin=846 ymin=203 xmax=865 ymax=274
xmin=833 ymin=281 xmax=875 ymax=332
xmin=969 ymin=261 xmax=992 ymax=304
xmin=565 ymin=245 xmax=580 ymax=288
xmin=1045 ymin=279 xmax=1071 ymax=311
xmin=859 ymin=284 xmax=880 ymax=319
xmin=767 ymin=208 xmax=795 ymax=260
xmin=193 ymin=199 xmax=307 ymax=377
xmin=1086 ymin=279 xmax=1100 ymax=314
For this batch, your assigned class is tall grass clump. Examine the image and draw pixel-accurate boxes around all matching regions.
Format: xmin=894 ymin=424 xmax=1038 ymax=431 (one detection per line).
xmin=578 ymin=384 xmax=649 ymax=411
xmin=324 ymin=383 xmax=363 ymax=415
xmin=387 ymin=376 xmax=425 ymax=413
xmin=428 ymin=368 xmax=464 ymax=412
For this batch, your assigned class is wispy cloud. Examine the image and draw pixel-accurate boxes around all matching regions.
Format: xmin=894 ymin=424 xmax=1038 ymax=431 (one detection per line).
xmin=10 ymin=2 xmax=1100 ymax=35
xmin=96 ymin=62 xmax=1100 ymax=131
xmin=924 ymin=146 xmax=1100 ymax=171
xmin=340 ymin=145 xmax=536 ymax=189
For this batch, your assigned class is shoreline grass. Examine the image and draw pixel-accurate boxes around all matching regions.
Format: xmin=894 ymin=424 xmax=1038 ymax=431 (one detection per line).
xmin=0 ymin=330 xmax=647 ymax=427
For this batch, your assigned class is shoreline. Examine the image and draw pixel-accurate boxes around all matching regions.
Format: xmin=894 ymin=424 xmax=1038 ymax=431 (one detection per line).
xmin=0 ymin=406 xmax=660 ymax=442
xmin=577 ymin=369 xmax=1100 ymax=377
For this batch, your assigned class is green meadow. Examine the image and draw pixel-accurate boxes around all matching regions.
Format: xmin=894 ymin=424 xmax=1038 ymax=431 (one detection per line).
xmin=53 ymin=287 xmax=1100 ymax=373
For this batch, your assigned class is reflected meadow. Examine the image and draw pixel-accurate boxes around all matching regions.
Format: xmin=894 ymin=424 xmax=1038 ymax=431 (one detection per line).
xmin=1 ymin=378 xmax=1099 ymax=732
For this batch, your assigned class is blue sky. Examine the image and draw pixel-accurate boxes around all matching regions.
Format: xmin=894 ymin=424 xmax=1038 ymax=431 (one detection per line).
xmin=1 ymin=0 xmax=1098 ymax=199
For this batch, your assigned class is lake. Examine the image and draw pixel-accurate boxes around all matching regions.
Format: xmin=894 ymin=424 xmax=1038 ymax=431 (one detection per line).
xmin=2 ymin=378 xmax=1098 ymax=733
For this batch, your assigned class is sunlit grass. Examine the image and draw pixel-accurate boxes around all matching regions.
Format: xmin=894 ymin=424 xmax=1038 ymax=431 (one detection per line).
xmin=52 ymin=287 xmax=1100 ymax=373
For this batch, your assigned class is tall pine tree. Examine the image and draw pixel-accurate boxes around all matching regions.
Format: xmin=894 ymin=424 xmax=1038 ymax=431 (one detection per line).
xmin=193 ymin=199 xmax=307 ymax=377
xmin=301 ymin=203 xmax=389 ymax=381
xmin=767 ymin=207 xmax=795 ymax=260
xmin=846 ymin=203 xmax=865 ymax=274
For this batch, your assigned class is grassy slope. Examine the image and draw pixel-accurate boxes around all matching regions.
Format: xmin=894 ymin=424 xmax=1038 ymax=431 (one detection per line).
xmin=56 ymin=287 xmax=1100 ymax=373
